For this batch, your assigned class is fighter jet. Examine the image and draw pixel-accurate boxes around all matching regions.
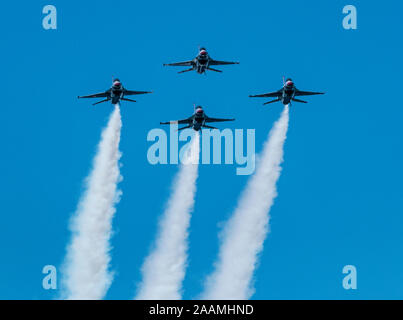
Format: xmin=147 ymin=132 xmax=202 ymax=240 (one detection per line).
xmin=249 ymin=78 xmax=325 ymax=105
xmin=163 ymin=47 xmax=239 ymax=74
xmin=78 ymin=78 xmax=152 ymax=105
xmin=160 ymin=105 xmax=235 ymax=131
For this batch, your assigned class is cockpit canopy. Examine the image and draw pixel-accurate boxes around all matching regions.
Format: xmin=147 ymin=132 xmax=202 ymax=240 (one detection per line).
xmin=199 ymin=48 xmax=208 ymax=56
xmin=113 ymin=79 xmax=122 ymax=87
xmin=285 ymin=79 xmax=294 ymax=87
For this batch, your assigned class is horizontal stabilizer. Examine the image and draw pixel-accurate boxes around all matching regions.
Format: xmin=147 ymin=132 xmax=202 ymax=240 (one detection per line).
xmin=121 ymin=97 xmax=137 ymax=103
xmin=177 ymin=125 xmax=192 ymax=131
xmin=263 ymin=98 xmax=281 ymax=105
xmin=92 ymin=98 xmax=110 ymax=106
xmin=178 ymin=68 xmax=195 ymax=74
xmin=202 ymin=124 xmax=218 ymax=130
xmin=207 ymin=67 xmax=222 ymax=73
xmin=292 ymin=98 xmax=307 ymax=103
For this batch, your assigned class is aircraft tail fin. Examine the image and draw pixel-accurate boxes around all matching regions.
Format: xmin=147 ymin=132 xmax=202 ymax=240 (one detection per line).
xmin=92 ymin=98 xmax=110 ymax=106
xmin=263 ymin=98 xmax=281 ymax=105
xmin=121 ymin=97 xmax=137 ymax=103
xmin=292 ymin=98 xmax=307 ymax=103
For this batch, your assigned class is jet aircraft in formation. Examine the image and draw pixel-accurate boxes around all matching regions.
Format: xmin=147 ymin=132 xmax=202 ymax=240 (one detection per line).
xmin=77 ymin=78 xmax=152 ymax=105
xmin=163 ymin=47 xmax=239 ymax=74
xmin=249 ymin=77 xmax=324 ymax=105
xmin=160 ymin=105 xmax=235 ymax=131
xmin=77 ymin=49 xmax=324 ymax=111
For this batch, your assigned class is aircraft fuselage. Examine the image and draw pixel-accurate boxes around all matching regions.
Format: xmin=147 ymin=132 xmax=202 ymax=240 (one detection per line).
xmin=195 ymin=55 xmax=210 ymax=74
xmin=192 ymin=113 xmax=205 ymax=130
xmin=282 ymin=86 xmax=296 ymax=105
xmin=111 ymin=86 xmax=124 ymax=104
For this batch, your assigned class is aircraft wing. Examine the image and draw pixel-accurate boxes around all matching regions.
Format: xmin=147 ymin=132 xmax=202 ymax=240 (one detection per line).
xmin=209 ymin=59 xmax=239 ymax=65
xmin=163 ymin=60 xmax=194 ymax=67
xmin=249 ymin=90 xmax=281 ymax=98
xmin=124 ymin=90 xmax=152 ymax=96
xmin=205 ymin=116 xmax=235 ymax=123
xmin=295 ymin=90 xmax=325 ymax=96
xmin=160 ymin=116 xmax=194 ymax=125
xmin=78 ymin=91 xmax=109 ymax=99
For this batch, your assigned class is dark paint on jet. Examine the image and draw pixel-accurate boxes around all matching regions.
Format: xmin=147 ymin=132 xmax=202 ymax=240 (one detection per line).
xmin=163 ymin=48 xmax=239 ymax=74
xmin=78 ymin=79 xmax=152 ymax=105
xmin=160 ymin=106 xmax=235 ymax=131
xmin=249 ymin=78 xmax=325 ymax=105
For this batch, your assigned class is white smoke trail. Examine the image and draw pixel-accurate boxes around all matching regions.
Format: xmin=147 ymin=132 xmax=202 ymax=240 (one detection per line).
xmin=136 ymin=132 xmax=200 ymax=300
xmin=202 ymin=105 xmax=289 ymax=300
xmin=61 ymin=105 xmax=123 ymax=300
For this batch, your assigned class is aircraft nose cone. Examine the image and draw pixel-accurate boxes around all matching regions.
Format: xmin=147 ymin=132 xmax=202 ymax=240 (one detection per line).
xmin=286 ymin=81 xmax=293 ymax=87
xmin=196 ymin=108 xmax=203 ymax=113
xmin=200 ymin=50 xmax=207 ymax=55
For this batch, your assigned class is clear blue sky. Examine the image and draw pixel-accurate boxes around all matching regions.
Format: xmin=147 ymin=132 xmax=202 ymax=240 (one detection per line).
xmin=0 ymin=0 xmax=402 ymax=299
